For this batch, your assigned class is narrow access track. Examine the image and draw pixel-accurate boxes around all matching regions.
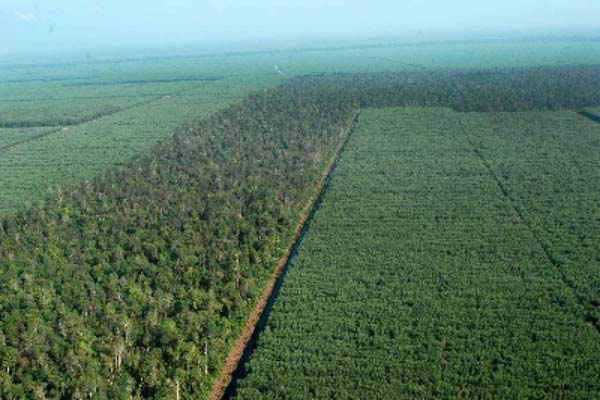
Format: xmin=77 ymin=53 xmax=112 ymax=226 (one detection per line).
xmin=0 ymin=126 xmax=62 ymax=154
xmin=0 ymin=82 xmax=210 ymax=155
xmin=460 ymin=120 xmax=600 ymax=336
xmin=369 ymin=57 xmax=428 ymax=70
xmin=209 ymin=109 xmax=361 ymax=400
xmin=273 ymin=65 xmax=288 ymax=77
xmin=0 ymin=97 xmax=161 ymax=154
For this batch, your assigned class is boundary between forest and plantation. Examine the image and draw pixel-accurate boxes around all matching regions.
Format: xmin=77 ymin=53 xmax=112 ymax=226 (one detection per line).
xmin=0 ymin=82 xmax=217 ymax=155
xmin=209 ymin=109 xmax=361 ymax=400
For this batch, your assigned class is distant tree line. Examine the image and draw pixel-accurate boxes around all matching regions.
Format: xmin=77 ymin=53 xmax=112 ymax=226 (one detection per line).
xmin=290 ymin=64 xmax=600 ymax=112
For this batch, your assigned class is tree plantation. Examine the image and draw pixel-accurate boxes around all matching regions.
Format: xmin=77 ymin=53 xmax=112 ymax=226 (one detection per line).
xmin=1 ymin=41 xmax=600 ymax=399
xmin=232 ymin=108 xmax=600 ymax=399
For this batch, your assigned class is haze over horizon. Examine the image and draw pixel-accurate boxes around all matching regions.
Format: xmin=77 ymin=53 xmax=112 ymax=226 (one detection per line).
xmin=2 ymin=0 xmax=600 ymax=56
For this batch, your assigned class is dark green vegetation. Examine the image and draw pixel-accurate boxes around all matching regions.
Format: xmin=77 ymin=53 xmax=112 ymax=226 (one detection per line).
xmin=0 ymin=82 xmax=355 ymax=398
xmin=465 ymin=111 xmax=600 ymax=334
xmin=2 ymin=39 xmax=600 ymax=399
xmin=293 ymin=64 xmax=600 ymax=112
xmin=0 ymin=63 xmax=279 ymax=216
xmin=3 ymin=40 xmax=600 ymax=216
xmin=233 ymin=107 xmax=600 ymax=399
xmin=582 ymin=108 xmax=600 ymax=123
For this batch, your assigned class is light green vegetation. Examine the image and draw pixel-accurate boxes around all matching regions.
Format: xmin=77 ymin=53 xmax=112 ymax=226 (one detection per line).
xmin=356 ymin=39 xmax=600 ymax=70
xmin=0 ymin=127 xmax=55 ymax=148
xmin=2 ymin=39 xmax=600 ymax=216
xmin=222 ymin=39 xmax=600 ymax=75
xmin=234 ymin=107 xmax=600 ymax=399
xmin=0 ymin=76 xmax=276 ymax=215
xmin=0 ymin=96 xmax=144 ymax=127
xmin=0 ymin=57 xmax=280 ymax=216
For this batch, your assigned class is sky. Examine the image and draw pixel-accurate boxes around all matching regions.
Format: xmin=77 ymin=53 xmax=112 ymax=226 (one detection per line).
xmin=2 ymin=0 xmax=600 ymax=56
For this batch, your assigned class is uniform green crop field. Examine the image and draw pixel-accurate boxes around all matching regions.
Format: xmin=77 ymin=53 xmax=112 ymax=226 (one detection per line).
xmin=0 ymin=127 xmax=55 ymax=148
xmin=464 ymin=111 xmax=600 ymax=329
xmin=233 ymin=107 xmax=600 ymax=399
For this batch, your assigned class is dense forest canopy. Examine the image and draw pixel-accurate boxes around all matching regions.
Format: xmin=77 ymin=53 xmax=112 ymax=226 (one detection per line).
xmin=290 ymin=64 xmax=600 ymax=112
xmin=1 ymin=64 xmax=600 ymax=398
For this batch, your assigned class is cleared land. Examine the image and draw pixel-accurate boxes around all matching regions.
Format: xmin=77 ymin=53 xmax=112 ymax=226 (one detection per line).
xmin=233 ymin=107 xmax=600 ymax=399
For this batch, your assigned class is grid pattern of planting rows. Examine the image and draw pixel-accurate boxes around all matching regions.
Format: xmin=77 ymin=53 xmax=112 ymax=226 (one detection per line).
xmin=233 ymin=107 xmax=600 ymax=399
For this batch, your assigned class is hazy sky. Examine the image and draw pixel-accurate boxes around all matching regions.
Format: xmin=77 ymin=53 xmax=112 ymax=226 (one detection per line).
xmin=2 ymin=0 xmax=600 ymax=55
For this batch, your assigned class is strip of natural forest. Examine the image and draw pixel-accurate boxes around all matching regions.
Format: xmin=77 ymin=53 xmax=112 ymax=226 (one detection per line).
xmin=212 ymin=111 xmax=359 ymax=400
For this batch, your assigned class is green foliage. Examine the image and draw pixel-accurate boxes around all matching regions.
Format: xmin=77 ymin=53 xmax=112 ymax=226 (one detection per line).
xmin=0 ymin=84 xmax=355 ymax=399
xmin=464 ymin=110 xmax=600 ymax=333
xmin=0 ymin=99 xmax=133 ymax=128
xmin=0 ymin=76 xmax=279 ymax=216
xmin=234 ymin=108 xmax=600 ymax=399
xmin=290 ymin=64 xmax=600 ymax=112
xmin=0 ymin=127 xmax=54 ymax=148
xmin=3 ymin=41 xmax=600 ymax=216
xmin=2 ymin=40 xmax=600 ymax=399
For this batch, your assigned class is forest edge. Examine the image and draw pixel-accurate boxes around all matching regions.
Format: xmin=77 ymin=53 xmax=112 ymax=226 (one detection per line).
xmin=209 ymin=109 xmax=361 ymax=400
